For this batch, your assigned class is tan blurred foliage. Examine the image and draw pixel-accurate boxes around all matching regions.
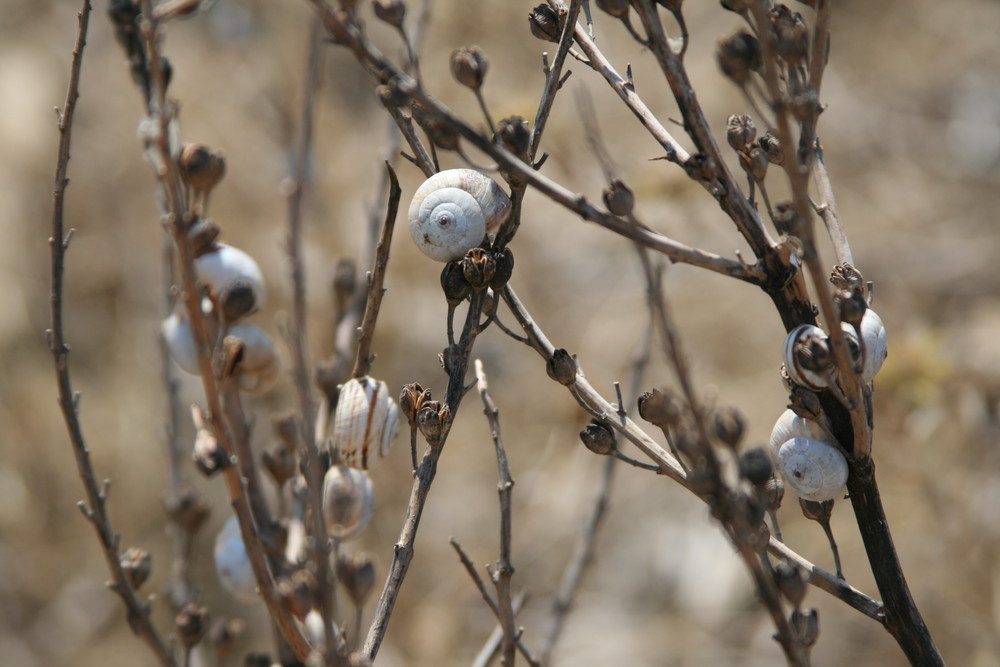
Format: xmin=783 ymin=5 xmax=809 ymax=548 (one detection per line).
xmin=3 ymin=1 xmax=1000 ymax=665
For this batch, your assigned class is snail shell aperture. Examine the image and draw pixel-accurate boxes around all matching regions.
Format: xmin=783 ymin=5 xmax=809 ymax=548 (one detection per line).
xmin=195 ymin=242 xmax=266 ymax=311
xmin=408 ymin=169 xmax=512 ymax=262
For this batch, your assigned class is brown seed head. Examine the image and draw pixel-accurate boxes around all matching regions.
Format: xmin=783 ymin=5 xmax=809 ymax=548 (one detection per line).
xmin=450 ymin=46 xmax=489 ymax=90
xmin=637 ymin=387 xmax=683 ymax=428
xmin=580 ymin=421 xmax=617 ymax=456
xmin=739 ymin=448 xmax=773 ymax=487
xmin=119 ymin=547 xmax=153 ymax=590
xmin=546 ymin=348 xmax=578 ymax=386
xmin=602 ymin=179 xmax=635 ymax=217
xmin=495 ymin=116 xmax=531 ymax=157
xmin=758 ymin=131 xmax=784 ymax=165
xmin=529 ymin=4 xmax=562 ymax=42
xmin=716 ymin=31 xmax=761 ymax=86
xmin=713 ymin=406 xmax=746 ymax=448
xmin=373 ymin=0 xmax=406 ymax=28
xmin=461 ymin=247 xmax=497 ymax=289
xmin=774 ymin=560 xmax=808 ymax=608
xmin=337 ymin=552 xmax=377 ymax=606
xmin=490 ymin=247 xmax=514 ymax=290
xmin=440 ymin=260 xmax=473 ymax=305
xmin=726 ymin=113 xmax=757 ymax=152
xmin=175 ymin=602 xmax=209 ymax=649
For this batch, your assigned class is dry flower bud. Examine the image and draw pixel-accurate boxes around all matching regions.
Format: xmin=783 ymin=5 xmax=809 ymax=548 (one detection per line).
xmin=773 ymin=201 xmax=804 ymax=237
xmin=830 ymin=263 xmax=864 ymax=293
xmin=765 ymin=476 xmax=785 ymax=510
xmin=278 ymin=569 xmax=317 ymax=620
xmin=580 ymin=420 xmax=617 ymax=456
xmin=373 ymin=0 xmax=406 ymax=28
xmin=637 ymin=388 xmax=683 ymax=428
xmin=596 ymin=0 xmax=630 ymax=19
xmin=772 ymin=5 xmax=809 ymax=65
xmin=461 ymin=247 xmax=497 ymax=289
xmin=451 ymin=46 xmax=489 ymax=91
xmin=546 ymin=348 xmax=577 ymax=385
xmin=716 ymin=31 xmax=761 ymax=86
xmin=175 ymin=602 xmax=209 ymax=649
xmin=740 ymin=145 xmax=769 ymax=183
xmin=529 ymin=4 xmax=562 ymax=42
xmin=337 ymin=552 xmax=377 ymax=606
xmin=262 ymin=445 xmax=296 ymax=488
xmin=602 ymin=179 xmax=635 ymax=217
xmin=758 ymin=131 xmax=784 ymax=165
xmin=399 ymin=383 xmax=430 ymax=428
xmin=713 ymin=406 xmax=746 ymax=448
xmin=683 ymin=153 xmax=717 ymax=184
xmin=165 ymin=486 xmax=212 ymax=535
xmin=726 ymin=114 xmax=757 ymax=152
xmin=193 ymin=423 xmax=228 ymax=478
xmin=799 ymin=497 xmax=834 ymax=522
xmin=495 ymin=116 xmax=531 ymax=157
xmin=119 ymin=547 xmax=153 ymax=590
xmin=179 ymin=143 xmax=226 ymax=197
xmin=775 ymin=560 xmax=809 ymax=608
xmin=439 ymin=345 xmax=462 ymax=376
xmin=739 ymin=448 xmax=773 ymax=486
xmin=441 ymin=260 xmax=473 ymax=305
xmin=791 ymin=608 xmax=820 ymax=647
xmin=490 ymin=247 xmax=514 ymax=290
xmin=417 ymin=400 xmax=451 ymax=446
xmin=186 ymin=218 xmax=220 ymax=256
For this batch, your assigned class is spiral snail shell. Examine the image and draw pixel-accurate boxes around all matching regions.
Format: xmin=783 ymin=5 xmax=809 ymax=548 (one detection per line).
xmin=769 ymin=409 xmax=847 ymax=502
xmin=194 ymin=242 xmax=266 ymax=313
xmin=161 ymin=309 xmax=200 ymax=376
xmin=225 ymin=322 xmax=281 ymax=396
xmin=408 ymin=169 xmax=512 ymax=262
xmin=214 ymin=515 xmax=258 ymax=604
xmin=322 ymin=465 xmax=376 ymax=541
xmin=331 ymin=376 xmax=400 ymax=469
xmin=858 ymin=309 xmax=888 ymax=382
xmin=784 ymin=308 xmax=888 ymax=389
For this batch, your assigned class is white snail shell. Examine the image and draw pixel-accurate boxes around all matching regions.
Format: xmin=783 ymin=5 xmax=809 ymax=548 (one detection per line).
xmin=195 ymin=242 xmax=266 ymax=311
xmin=408 ymin=169 xmax=512 ymax=262
xmin=225 ymin=322 xmax=281 ymax=395
xmin=161 ymin=310 xmax=200 ymax=375
xmin=783 ymin=324 xmax=833 ymax=390
xmin=322 ymin=465 xmax=376 ymax=541
xmin=769 ymin=409 xmax=847 ymax=502
xmin=331 ymin=376 xmax=400 ymax=469
xmin=859 ymin=309 xmax=887 ymax=381
xmin=214 ymin=515 xmax=258 ymax=604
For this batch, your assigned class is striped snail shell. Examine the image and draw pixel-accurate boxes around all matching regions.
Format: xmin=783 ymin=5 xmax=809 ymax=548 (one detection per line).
xmin=783 ymin=324 xmax=834 ymax=390
xmin=331 ymin=376 xmax=400 ymax=469
xmin=769 ymin=409 xmax=847 ymax=502
xmin=408 ymin=169 xmax=512 ymax=262
xmin=322 ymin=465 xmax=376 ymax=541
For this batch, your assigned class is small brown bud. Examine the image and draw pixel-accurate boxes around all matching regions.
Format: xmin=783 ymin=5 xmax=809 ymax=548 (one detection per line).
xmin=373 ymin=0 xmax=406 ymax=28
xmin=726 ymin=114 xmax=757 ymax=152
xmin=739 ymin=145 xmax=769 ymax=183
xmin=175 ymin=602 xmax=209 ymax=649
xmin=450 ymin=46 xmax=489 ymax=91
xmin=529 ymin=4 xmax=562 ymax=42
xmin=186 ymin=218 xmax=220 ymax=256
xmin=771 ymin=5 xmax=809 ymax=65
xmin=637 ymin=388 xmax=683 ymax=428
xmin=495 ymin=116 xmax=531 ymax=157
xmin=489 ymin=247 xmax=514 ymax=290
xmin=262 ymin=445 xmax=296 ymax=488
xmin=602 ymin=179 xmax=635 ymax=217
xmin=278 ymin=569 xmax=317 ymax=620
xmin=774 ymin=560 xmax=809 ymax=608
xmin=165 ymin=486 xmax=212 ymax=534
xmin=799 ymin=497 xmax=834 ymax=523
xmin=713 ymin=406 xmax=746 ymax=448
xmin=580 ymin=420 xmax=617 ymax=456
xmin=461 ymin=247 xmax=496 ymax=289
xmin=773 ymin=201 xmax=804 ymax=237
xmin=179 ymin=143 xmax=226 ymax=197
xmin=595 ymin=0 xmax=630 ymax=19
xmin=546 ymin=348 xmax=578 ymax=385
xmin=716 ymin=31 xmax=761 ymax=86
xmin=682 ymin=153 xmax=717 ymax=184
xmin=119 ymin=547 xmax=153 ymax=590
xmin=739 ymin=448 xmax=773 ymax=487
xmin=337 ymin=552 xmax=377 ymax=606
xmin=791 ymin=608 xmax=820 ymax=647
xmin=417 ymin=401 xmax=450 ymax=446
xmin=835 ymin=289 xmax=867 ymax=330
xmin=441 ymin=260 xmax=473 ymax=305
xmin=830 ymin=263 xmax=864 ymax=293
xmin=439 ymin=345 xmax=461 ymax=376
xmin=765 ymin=476 xmax=785 ymax=510
xmin=758 ymin=131 xmax=784 ymax=165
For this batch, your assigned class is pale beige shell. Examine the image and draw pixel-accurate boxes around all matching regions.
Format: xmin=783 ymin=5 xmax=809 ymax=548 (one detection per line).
xmin=769 ymin=409 xmax=847 ymax=502
xmin=214 ymin=515 xmax=258 ymax=605
xmin=331 ymin=376 xmax=400 ymax=469
xmin=408 ymin=169 xmax=512 ymax=262
xmin=322 ymin=465 xmax=375 ymax=541
xmin=161 ymin=310 xmax=200 ymax=376
xmin=194 ymin=242 xmax=266 ymax=310
xmin=783 ymin=324 xmax=831 ymax=390
xmin=226 ymin=322 xmax=281 ymax=395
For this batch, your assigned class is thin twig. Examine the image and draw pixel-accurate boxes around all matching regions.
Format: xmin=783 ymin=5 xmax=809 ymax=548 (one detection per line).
xmin=49 ymin=3 xmax=177 ymax=664
xmin=472 ymin=591 xmax=530 ymax=667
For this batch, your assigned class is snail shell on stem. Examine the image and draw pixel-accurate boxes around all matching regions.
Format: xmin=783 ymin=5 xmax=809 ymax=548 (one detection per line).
xmin=858 ymin=308 xmax=887 ymax=381
xmin=225 ymin=322 xmax=280 ymax=396
xmin=194 ymin=242 xmax=266 ymax=313
xmin=214 ymin=515 xmax=258 ymax=604
xmin=408 ymin=169 xmax=512 ymax=262
xmin=322 ymin=465 xmax=376 ymax=541
xmin=769 ymin=409 xmax=848 ymax=502
xmin=331 ymin=376 xmax=400 ymax=469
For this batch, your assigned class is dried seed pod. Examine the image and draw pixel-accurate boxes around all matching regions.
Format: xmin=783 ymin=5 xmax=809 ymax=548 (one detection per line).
xmin=495 ymin=116 xmax=531 ymax=157
xmin=713 ymin=406 xmax=746 ymax=448
xmin=224 ymin=323 xmax=281 ymax=396
xmin=580 ymin=421 xmax=616 ymax=456
xmin=529 ymin=4 xmax=562 ymax=42
xmin=337 ymin=552 xmax=377 ymax=606
xmin=783 ymin=324 xmax=834 ymax=390
xmin=546 ymin=348 xmax=577 ymax=385
xmin=602 ymin=179 xmax=635 ymax=217
xmin=175 ymin=602 xmax=209 ymax=649
xmin=399 ymin=383 xmax=431 ymax=429
xmin=162 ymin=309 xmax=200 ymax=375
xmin=178 ymin=143 xmax=226 ymax=199
xmin=726 ymin=113 xmax=757 ymax=152
xmin=461 ymin=247 xmax=496 ymax=288
xmin=758 ymin=130 xmax=784 ymax=165
xmin=490 ymin=247 xmax=514 ymax=290
xmin=120 ymin=547 xmax=153 ymax=590
xmin=322 ymin=465 xmax=376 ymax=541
xmin=637 ymin=387 xmax=682 ymax=428
xmin=331 ymin=376 xmax=400 ymax=469
xmin=739 ymin=448 xmax=773 ymax=487
xmin=214 ymin=516 xmax=257 ymax=604
xmin=716 ymin=31 xmax=761 ymax=86
xmin=417 ymin=400 xmax=451 ymax=446
xmin=408 ymin=170 xmax=512 ymax=262
xmin=372 ymin=0 xmax=405 ymax=27
xmin=450 ymin=46 xmax=489 ymax=90
xmin=194 ymin=242 xmax=266 ymax=311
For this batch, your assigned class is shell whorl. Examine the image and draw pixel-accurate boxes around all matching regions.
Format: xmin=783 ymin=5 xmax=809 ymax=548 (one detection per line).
xmin=408 ymin=169 xmax=512 ymax=262
xmin=769 ymin=409 xmax=847 ymax=501
xmin=331 ymin=376 xmax=400 ymax=470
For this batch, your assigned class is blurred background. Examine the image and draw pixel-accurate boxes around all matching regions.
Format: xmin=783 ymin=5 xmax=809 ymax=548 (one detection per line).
xmin=3 ymin=0 xmax=999 ymax=665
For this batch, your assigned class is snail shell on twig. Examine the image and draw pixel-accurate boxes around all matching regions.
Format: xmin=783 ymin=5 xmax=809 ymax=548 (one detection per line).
xmin=214 ymin=515 xmax=258 ymax=604
xmin=858 ymin=309 xmax=887 ymax=381
xmin=195 ymin=242 xmax=266 ymax=312
xmin=225 ymin=323 xmax=280 ymax=396
xmin=322 ymin=465 xmax=376 ymax=541
xmin=769 ymin=409 xmax=847 ymax=502
xmin=783 ymin=324 xmax=834 ymax=390
xmin=161 ymin=309 xmax=200 ymax=375
xmin=408 ymin=169 xmax=512 ymax=262
xmin=331 ymin=376 xmax=400 ymax=469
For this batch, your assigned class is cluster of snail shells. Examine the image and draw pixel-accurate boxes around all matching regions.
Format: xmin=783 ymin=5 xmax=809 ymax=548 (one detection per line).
xmin=330 ymin=376 xmax=400 ymax=470
xmin=772 ymin=309 xmax=887 ymax=501
xmin=783 ymin=308 xmax=887 ymax=390
xmin=408 ymin=169 xmax=512 ymax=262
xmin=161 ymin=241 xmax=280 ymax=396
